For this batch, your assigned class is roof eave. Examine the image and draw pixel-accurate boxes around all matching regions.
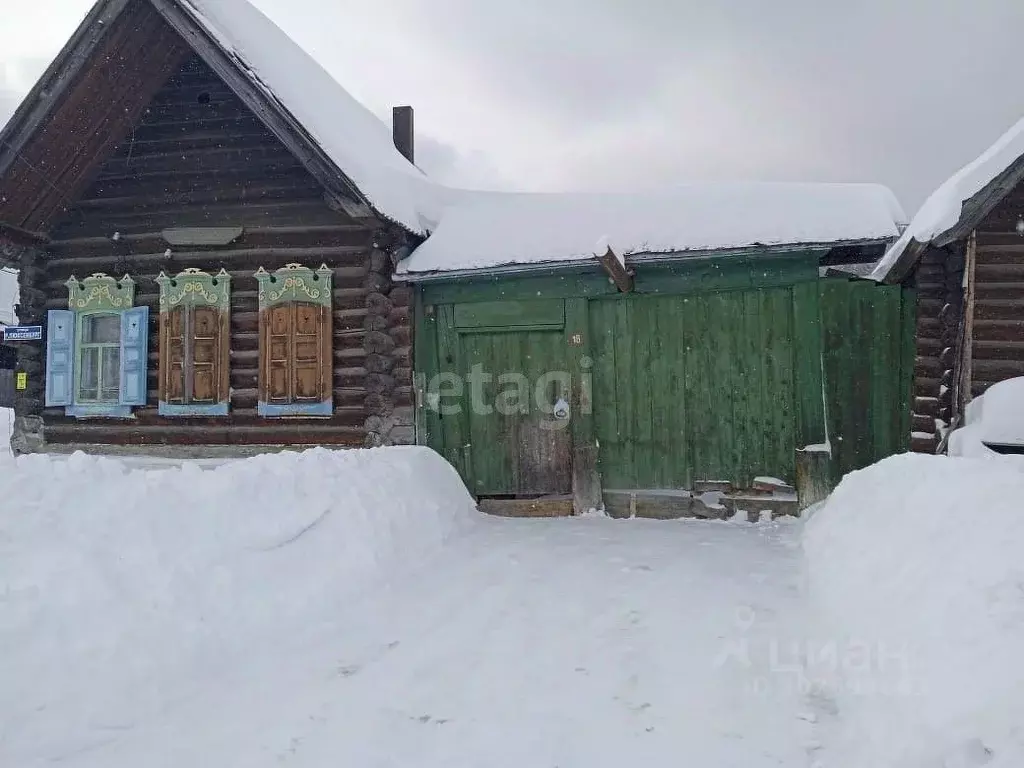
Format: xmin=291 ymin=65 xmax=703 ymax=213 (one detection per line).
xmin=877 ymin=151 xmax=1024 ymax=284
xmin=396 ymin=238 xmax=889 ymax=284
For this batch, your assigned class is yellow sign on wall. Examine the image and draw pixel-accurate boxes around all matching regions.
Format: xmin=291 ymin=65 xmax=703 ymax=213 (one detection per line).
xmin=15 ymin=372 xmax=27 ymax=391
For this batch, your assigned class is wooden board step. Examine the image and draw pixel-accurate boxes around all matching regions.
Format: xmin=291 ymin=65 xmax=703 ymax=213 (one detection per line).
xmin=478 ymin=496 xmax=574 ymax=518
xmin=602 ymin=489 xmax=728 ymax=520
xmin=720 ymin=493 xmax=799 ymax=522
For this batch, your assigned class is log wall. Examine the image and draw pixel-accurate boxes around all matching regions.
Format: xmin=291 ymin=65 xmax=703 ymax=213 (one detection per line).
xmin=910 ymin=245 xmax=963 ymax=453
xmin=19 ymin=53 xmax=414 ymax=452
xmin=972 ymin=189 xmax=1024 ymax=396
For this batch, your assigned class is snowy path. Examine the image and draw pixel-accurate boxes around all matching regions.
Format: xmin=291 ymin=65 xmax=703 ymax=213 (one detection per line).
xmin=47 ymin=515 xmax=811 ymax=767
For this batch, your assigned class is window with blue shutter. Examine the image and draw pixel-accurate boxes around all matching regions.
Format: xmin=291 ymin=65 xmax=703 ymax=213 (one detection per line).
xmin=45 ymin=310 xmax=76 ymax=407
xmin=49 ymin=273 xmax=147 ymax=419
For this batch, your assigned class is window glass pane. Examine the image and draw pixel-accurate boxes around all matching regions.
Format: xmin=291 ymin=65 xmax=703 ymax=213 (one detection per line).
xmin=101 ymin=347 xmax=121 ymax=401
xmin=83 ymin=314 xmax=121 ymax=344
xmin=80 ymin=348 xmax=99 ymax=401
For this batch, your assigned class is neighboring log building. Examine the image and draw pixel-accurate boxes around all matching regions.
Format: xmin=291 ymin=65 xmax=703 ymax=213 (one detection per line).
xmin=0 ymin=0 xmax=432 ymax=455
xmin=872 ymin=117 xmax=1024 ymax=453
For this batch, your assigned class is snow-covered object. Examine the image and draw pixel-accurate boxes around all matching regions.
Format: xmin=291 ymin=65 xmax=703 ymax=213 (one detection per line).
xmin=949 ymin=377 xmax=1024 ymax=456
xmin=397 ymin=183 xmax=906 ymax=276
xmin=177 ymin=0 xmax=439 ymax=234
xmin=871 ymin=116 xmax=1024 ymax=281
xmin=0 ymin=447 xmax=478 ymax=760
xmin=804 ymin=453 xmax=1024 ymax=768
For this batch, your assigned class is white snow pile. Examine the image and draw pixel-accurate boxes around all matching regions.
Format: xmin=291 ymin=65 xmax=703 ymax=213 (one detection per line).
xmin=872 ymin=115 xmax=1024 ymax=281
xmin=398 ymin=183 xmax=906 ymax=276
xmin=950 ymin=377 xmax=1024 ymax=457
xmin=804 ymin=452 xmax=1024 ymax=768
xmin=0 ymin=446 xmax=478 ymax=764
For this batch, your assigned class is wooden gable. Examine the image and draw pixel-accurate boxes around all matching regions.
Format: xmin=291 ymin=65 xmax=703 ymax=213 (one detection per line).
xmin=0 ymin=0 xmax=191 ymax=233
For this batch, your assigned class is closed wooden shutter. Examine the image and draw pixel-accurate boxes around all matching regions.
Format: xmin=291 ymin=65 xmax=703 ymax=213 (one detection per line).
xmin=163 ymin=306 xmax=186 ymax=404
xmin=260 ymin=302 xmax=331 ymax=405
xmin=160 ymin=305 xmax=228 ymax=406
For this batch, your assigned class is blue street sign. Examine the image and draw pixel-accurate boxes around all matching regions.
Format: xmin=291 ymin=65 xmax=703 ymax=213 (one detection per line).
xmin=2 ymin=325 xmax=43 ymax=342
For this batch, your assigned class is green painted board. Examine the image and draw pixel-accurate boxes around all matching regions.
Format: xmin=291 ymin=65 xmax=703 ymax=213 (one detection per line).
xmin=454 ymin=299 xmax=565 ymax=330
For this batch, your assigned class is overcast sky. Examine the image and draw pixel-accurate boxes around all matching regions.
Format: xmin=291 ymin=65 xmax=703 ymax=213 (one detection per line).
xmin=2 ymin=0 xmax=1023 ymax=216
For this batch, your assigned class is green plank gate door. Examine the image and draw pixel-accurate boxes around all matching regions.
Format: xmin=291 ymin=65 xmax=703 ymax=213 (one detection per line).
xmin=437 ymin=299 xmax=573 ymax=496
xmin=589 ymin=288 xmax=799 ymax=490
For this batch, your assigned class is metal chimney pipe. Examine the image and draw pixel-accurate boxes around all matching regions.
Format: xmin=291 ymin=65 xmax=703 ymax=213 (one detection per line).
xmin=393 ymin=106 xmax=414 ymax=164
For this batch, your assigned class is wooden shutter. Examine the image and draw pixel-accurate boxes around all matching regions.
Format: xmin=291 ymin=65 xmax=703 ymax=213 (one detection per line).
xmin=161 ymin=306 xmax=187 ymax=404
xmin=45 ymin=310 xmax=76 ymax=407
xmin=259 ymin=302 xmax=331 ymax=406
xmin=160 ymin=305 xmax=229 ymax=406
xmin=190 ymin=306 xmax=226 ymax=403
xmin=118 ymin=306 xmax=149 ymax=406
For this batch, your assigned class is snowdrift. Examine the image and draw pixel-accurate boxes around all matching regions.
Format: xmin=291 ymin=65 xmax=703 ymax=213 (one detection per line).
xmin=950 ymin=377 xmax=1024 ymax=457
xmin=804 ymin=453 xmax=1024 ymax=768
xmin=0 ymin=447 xmax=478 ymax=763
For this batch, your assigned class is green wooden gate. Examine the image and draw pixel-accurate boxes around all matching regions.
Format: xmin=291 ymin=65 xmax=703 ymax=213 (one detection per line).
xmin=415 ymin=258 xmax=915 ymax=500
xmin=431 ymin=299 xmax=573 ymax=496
xmin=590 ymin=288 xmax=799 ymax=490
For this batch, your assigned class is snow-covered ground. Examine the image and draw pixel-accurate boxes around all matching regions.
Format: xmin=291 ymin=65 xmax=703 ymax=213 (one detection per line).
xmin=2 ymin=433 xmax=1022 ymax=766
xmin=806 ymin=453 xmax=1024 ymax=768
xmin=0 ymin=441 xmax=810 ymax=767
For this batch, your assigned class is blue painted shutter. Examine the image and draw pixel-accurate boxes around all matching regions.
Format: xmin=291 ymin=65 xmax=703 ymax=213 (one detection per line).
xmin=119 ymin=306 xmax=149 ymax=406
xmin=45 ymin=310 xmax=76 ymax=407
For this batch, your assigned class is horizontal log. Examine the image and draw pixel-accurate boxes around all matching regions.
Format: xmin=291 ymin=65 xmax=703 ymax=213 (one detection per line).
xmin=972 ymin=339 xmax=1024 ymax=362
xmin=975 ymin=282 xmax=1024 ymax=301
xmin=974 ymin=299 xmax=1024 ymax=321
xmin=910 ymin=433 xmax=938 ymax=454
xmin=912 ymin=413 xmax=935 ymax=434
xmin=45 ymin=245 xmax=370 ymax=272
xmin=74 ymin=179 xmax=325 ymax=212
xmin=976 ymin=264 xmax=1024 ymax=282
xmin=914 ymin=396 xmax=939 ymax=418
xmin=971 ymin=358 xmax=1024 ymax=380
xmin=975 ymin=243 xmax=1024 ymax=259
xmin=46 ymin=225 xmax=372 ymax=257
xmin=914 ymin=356 xmax=943 ymax=377
xmin=915 ymin=377 xmax=941 ymax=396
xmin=974 ymin=319 xmax=1024 ymax=342
xmin=54 ymin=200 xmax=350 ymax=240
xmin=394 ymin=387 xmax=414 ymax=408
xmin=390 ymin=326 xmax=412 ymax=347
xmin=44 ymin=423 xmax=366 ymax=447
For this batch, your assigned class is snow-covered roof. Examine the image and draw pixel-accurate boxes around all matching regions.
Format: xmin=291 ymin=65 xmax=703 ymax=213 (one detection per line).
xmin=871 ymin=116 xmax=1024 ymax=282
xmin=397 ymin=183 xmax=906 ymax=277
xmin=178 ymin=0 xmax=439 ymax=234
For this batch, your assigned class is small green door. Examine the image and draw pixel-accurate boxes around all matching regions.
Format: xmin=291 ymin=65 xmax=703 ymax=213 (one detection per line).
xmin=437 ymin=299 xmax=573 ymax=496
